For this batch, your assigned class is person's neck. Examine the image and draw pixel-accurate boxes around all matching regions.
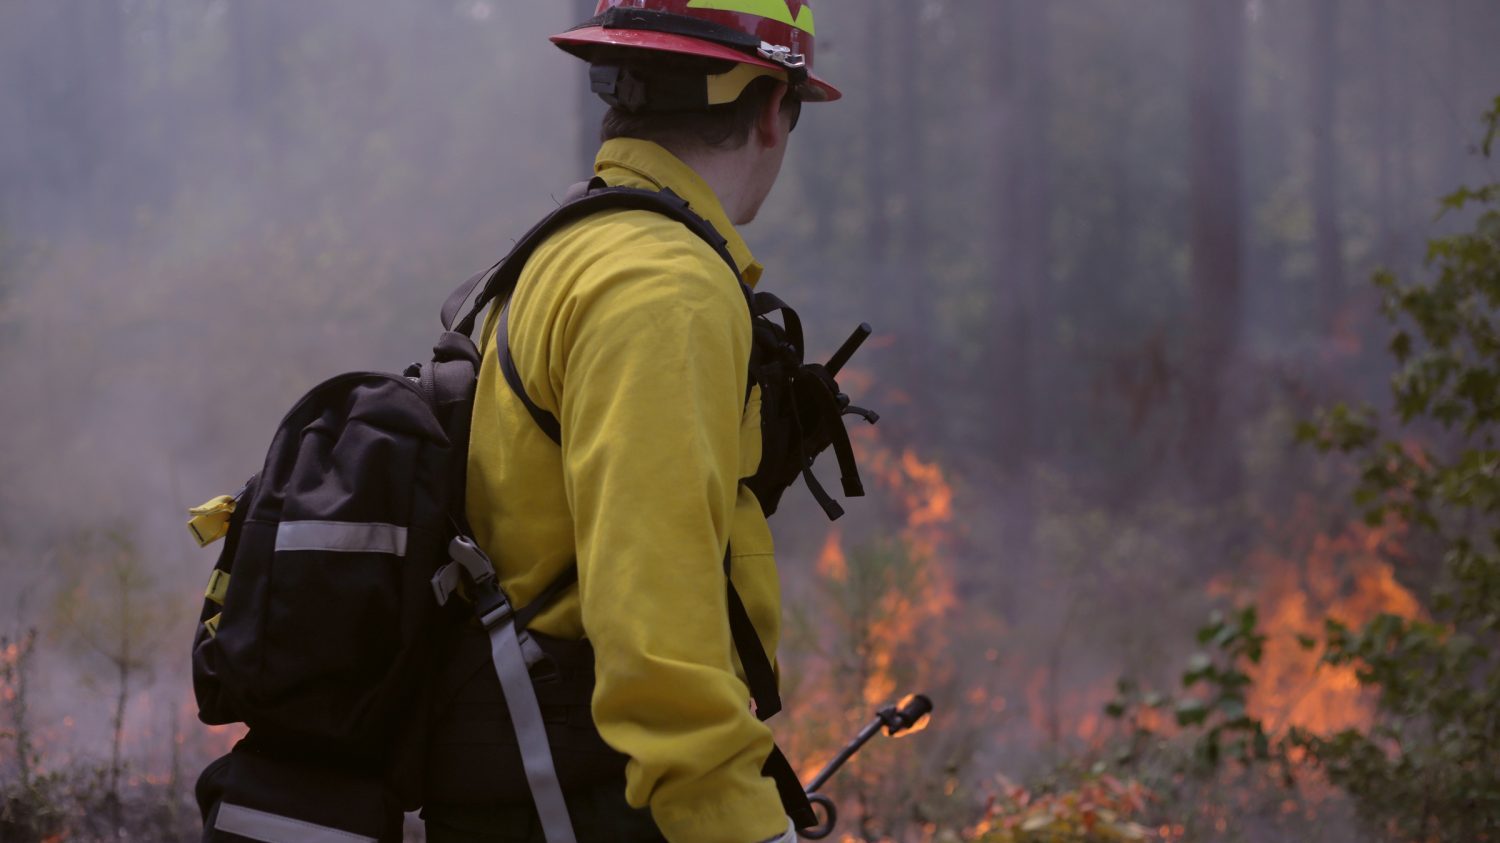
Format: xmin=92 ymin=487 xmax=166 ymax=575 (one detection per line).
xmin=673 ymin=143 xmax=757 ymax=226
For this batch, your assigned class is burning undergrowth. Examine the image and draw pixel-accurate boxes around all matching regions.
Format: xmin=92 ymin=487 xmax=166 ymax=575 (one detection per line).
xmin=779 ymin=426 xmax=969 ymax=841
xmin=1224 ymin=500 xmax=1422 ymax=738
xmin=1094 ymin=495 xmax=1430 ymax=842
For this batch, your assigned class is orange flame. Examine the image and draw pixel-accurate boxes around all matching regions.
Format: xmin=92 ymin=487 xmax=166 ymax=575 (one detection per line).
xmin=786 ymin=425 xmax=960 ymax=823
xmin=890 ymin=693 xmax=932 ymax=738
xmin=1238 ymin=500 xmax=1422 ymax=735
xmin=818 ymin=527 xmax=847 ymax=583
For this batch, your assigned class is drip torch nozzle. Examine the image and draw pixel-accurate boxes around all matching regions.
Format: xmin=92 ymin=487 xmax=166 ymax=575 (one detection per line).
xmin=879 ymin=693 xmax=934 ymax=736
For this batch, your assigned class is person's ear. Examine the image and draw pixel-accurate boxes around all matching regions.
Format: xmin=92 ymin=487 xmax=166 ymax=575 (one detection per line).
xmin=754 ymin=82 xmax=790 ymax=149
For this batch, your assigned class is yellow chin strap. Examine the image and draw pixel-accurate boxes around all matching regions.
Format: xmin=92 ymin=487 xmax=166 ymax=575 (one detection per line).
xmin=706 ymin=63 xmax=789 ymax=106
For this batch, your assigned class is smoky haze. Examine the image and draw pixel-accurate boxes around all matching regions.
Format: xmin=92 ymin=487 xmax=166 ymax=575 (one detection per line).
xmin=2 ymin=1 xmax=1500 ymax=840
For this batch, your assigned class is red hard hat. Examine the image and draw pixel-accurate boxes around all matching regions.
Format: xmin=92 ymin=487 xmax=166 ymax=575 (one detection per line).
xmin=553 ymin=0 xmax=841 ymax=103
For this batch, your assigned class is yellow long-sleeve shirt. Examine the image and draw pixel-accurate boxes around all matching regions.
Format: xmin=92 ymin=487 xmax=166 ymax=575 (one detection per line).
xmin=465 ymin=138 xmax=787 ymax=843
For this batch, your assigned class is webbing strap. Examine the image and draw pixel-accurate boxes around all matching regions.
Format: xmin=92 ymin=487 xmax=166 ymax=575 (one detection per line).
xmin=498 ymin=305 xmax=563 ymax=446
xmin=752 ymin=291 xmax=805 ymax=359
xmin=486 ymin=613 xmax=578 ymax=843
xmin=764 ymin=746 xmax=818 ymax=829
xmin=440 ymin=264 xmax=499 ymax=336
xmin=726 ymin=549 xmax=813 ymax=826
xmin=515 ymin=567 xmax=579 ymax=632
xmin=787 ymin=392 xmax=845 ymax=521
xmin=446 ymin=185 xmax=739 ymax=339
xmin=489 ymin=181 xmax=748 ymax=445
xmin=724 ymin=551 xmax=781 ymax=721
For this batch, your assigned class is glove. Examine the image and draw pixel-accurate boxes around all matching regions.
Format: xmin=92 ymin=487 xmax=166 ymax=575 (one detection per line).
xmin=756 ymin=818 xmax=798 ymax=843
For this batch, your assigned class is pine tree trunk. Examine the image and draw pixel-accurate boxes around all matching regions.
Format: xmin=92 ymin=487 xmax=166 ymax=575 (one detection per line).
xmin=1310 ymin=0 xmax=1345 ymax=332
xmin=863 ymin=5 xmax=889 ymax=262
xmin=1185 ymin=0 xmax=1247 ymax=499
xmin=890 ymin=0 xmax=934 ymax=412
xmin=1371 ymin=0 xmax=1396 ymax=267
xmin=990 ymin=0 xmax=1053 ymax=478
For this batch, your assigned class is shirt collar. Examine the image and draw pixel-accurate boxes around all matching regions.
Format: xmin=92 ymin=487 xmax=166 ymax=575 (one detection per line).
xmin=593 ymin=138 xmax=765 ymax=287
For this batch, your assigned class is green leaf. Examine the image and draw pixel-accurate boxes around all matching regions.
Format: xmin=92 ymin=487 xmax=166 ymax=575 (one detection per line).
xmin=1391 ymin=331 xmax=1413 ymax=362
xmin=1183 ymin=652 xmax=1214 ymax=686
xmin=1176 ymin=698 xmax=1209 ymax=727
xmin=1216 ymin=698 xmax=1248 ymax=723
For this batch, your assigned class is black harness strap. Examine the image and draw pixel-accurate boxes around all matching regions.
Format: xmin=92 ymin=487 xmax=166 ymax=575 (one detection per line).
xmin=787 ymin=388 xmax=845 ymax=521
xmin=724 ymin=550 xmax=781 ymax=721
xmin=766 ymin=746 xmax=818 ymax=828
xmin=498 ymin=305 xmax=564 ymax=447
xmin=514 ymin=567 xmax=580 ymax=633
xmin=444 ymin=183 xmax=739 ymax=340
xmin=470 ymin=182 xmax=746 ymax=445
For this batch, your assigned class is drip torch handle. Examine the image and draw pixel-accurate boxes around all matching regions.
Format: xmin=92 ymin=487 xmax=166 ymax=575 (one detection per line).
xmin=825 ymin=323 xmax=872 ymax=377
xmin=804 ymin=720 xmax=882 ymax=795
xmin=801 ymin=794 xmax=838 ymax=840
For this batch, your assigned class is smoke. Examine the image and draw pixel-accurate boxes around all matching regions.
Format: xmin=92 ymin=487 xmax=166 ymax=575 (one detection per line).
xmin=0 ymin=0 xmax=592 ymax=780
xmin=3 ymin=0 xmax=1500 ymax=838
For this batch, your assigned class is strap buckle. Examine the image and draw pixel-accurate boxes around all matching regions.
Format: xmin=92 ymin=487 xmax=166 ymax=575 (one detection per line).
xmin=448 ymin=535 xmax=497 ymax=586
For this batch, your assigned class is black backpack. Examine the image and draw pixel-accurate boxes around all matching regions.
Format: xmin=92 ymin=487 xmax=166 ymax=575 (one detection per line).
xmin=189 ymin=183 xmax=868 ymax=843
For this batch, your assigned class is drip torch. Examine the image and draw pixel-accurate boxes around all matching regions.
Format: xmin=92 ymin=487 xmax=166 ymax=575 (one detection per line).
xmin=800 ymin=693 xmax=934 ymax=840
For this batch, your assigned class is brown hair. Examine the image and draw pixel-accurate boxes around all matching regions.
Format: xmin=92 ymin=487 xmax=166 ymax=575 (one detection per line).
xmin=594 ymin=52 xmax=787 ymax=152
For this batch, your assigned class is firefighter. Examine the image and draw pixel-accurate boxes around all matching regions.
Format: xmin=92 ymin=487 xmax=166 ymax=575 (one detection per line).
xmin=421 ymin=2 xmax=842 ymax=842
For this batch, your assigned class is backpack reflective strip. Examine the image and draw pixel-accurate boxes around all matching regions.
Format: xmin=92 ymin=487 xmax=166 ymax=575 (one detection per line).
xmin=213 ymin=802 xmax=377 ymax=843
xmin=274 ymin=521 xmax=408 ymax=556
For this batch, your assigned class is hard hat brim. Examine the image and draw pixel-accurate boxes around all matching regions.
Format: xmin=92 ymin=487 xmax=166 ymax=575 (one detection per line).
xmin=552 ymin=26 xmax=842 ymax=103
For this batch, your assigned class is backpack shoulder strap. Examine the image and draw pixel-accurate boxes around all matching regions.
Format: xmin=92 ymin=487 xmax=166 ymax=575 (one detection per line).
xmin=441 ymin=182 xmax=741 ymax=338
xmin=489 ymin=181 xmax=747 ymax=445
xmin=498 ymin=303 xmax=563 ymax=446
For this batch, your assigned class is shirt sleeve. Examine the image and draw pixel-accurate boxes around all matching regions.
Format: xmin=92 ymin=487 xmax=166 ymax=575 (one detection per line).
xmin=551 ymin=234 xmax=789 ymax=843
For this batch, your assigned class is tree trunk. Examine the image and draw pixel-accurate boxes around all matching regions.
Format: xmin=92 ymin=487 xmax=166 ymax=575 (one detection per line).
xmin=889 ymin=0 xmax=934 ymax=412
xmin=1371 ymin=0 xmax=1396 ymax=267
xmin=1390 ymin=2 xmax=1415 ymax=270
xmin=990 ymin=0 xmax=1053 ymax=478
xmin=1310 ymin=0 xmax=1344 ymax=332
xmin=863 ymin=4 xmax=889 ymax=263
xmin=1185 ymin=0 xmax=1247 ymax=499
